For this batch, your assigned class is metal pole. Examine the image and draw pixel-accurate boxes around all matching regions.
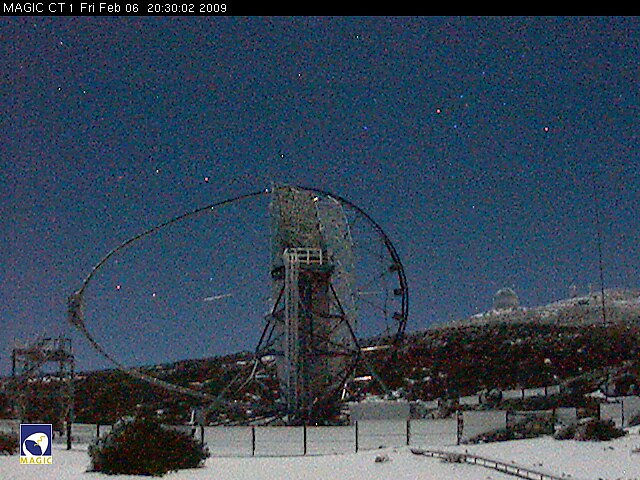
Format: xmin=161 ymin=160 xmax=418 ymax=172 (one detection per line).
xmin=251 ymin=426 xmax=256 ymax=456
xmin=406 ymin=419 xmax=410 ymax=446
xmin=592 ymin=173 xmax=608 ymax=324
xmin=303 ymin=423 xmax=307 ymax=455
xmin=355 ymin=421 xmax=359 ymax=453
xmin=66 ymin=422 xmax=72 ymax=450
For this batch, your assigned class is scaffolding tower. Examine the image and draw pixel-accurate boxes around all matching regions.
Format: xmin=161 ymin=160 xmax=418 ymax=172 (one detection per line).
xmin=11 ymin=336 xmax=74 ymax=446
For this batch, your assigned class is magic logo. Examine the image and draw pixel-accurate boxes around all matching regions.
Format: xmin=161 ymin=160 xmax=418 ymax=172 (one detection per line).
xmin=19 ymin=424 xmax=52 ymax=464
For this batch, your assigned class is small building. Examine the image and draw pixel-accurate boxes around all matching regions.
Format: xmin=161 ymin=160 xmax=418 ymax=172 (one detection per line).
xmin=493 ymin=287 xmax=519 ymax=310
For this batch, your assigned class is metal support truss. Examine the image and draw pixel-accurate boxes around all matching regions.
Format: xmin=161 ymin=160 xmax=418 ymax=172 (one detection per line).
xmin=11 ymin=337 xmax=75 ymax=440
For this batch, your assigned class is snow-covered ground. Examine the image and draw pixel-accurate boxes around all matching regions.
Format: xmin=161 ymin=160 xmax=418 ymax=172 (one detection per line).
xmin=446 ymin=427 xmax=640 ymax=480
xmin=1 ymin=445 xmax=515 ymax=480
xmin=3 ymin=427 xmax=640 ymax=480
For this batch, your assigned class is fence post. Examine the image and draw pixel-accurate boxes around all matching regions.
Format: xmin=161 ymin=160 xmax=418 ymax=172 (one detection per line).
xmin=355 ymin=421 xmax=359 ymax=453
xmin=200 ymin=425 xmax=204 ymax=445
xmin=66 ymin=422 xmax=72 ymax=450
xmin=406 ymin=419 xmax=410 ymax=446
xmin=456 ymin=411 xmax=462 ymax=446
xmin=96 ymin=423 xmax=100 ymax=439
xmin=251 ymin=426 xmax=256 ymax=456
xmin=303 ymin=423 xmax=307 ymax=455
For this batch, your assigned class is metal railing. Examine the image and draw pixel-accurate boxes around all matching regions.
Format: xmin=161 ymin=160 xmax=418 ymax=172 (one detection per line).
xmin=283 ymin=247 xmax=324 ymax=265
xmin=411 ymin=448 xmax=566 ymax=480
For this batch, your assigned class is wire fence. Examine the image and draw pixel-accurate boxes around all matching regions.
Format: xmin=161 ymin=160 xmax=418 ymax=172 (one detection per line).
xmin=195 ymin=419 xmax=465 ymax=456
xmin=0 ymin=419 xmax=458 ymax=455
xmin=0 ymin=417 xmax=496 ymax=455
xmin=176 ymin=421 xmax=438 ymax=456
xmin=0 ymin=414 xmax=561 ymax=455
xmin=0 ymin=399 xmax=622 ymax=457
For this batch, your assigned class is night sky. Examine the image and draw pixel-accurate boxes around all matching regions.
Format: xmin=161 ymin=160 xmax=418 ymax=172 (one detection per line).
xmin=1 ymin=16 xmax=639 ymax=375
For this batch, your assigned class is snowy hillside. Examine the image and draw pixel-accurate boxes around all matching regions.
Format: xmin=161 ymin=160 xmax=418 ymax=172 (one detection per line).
xmin=464 ymin=288 xmax=640 ymax=327
xmin=4 ymin=289 xmax=640 ymax=426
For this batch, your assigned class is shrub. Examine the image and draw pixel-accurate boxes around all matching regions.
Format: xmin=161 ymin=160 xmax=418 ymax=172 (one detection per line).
xmin=629 ymin=412 xmax=640 ymax=427
xmin=89 ymin=416 xmax=209 ymax=476
xmin=0 ymin=432 xmax=18 ymax=455
xmin=463 ymin=415 xmax=553 ymax=444
xmin=554 ymin=418 xmax=626 ymax=441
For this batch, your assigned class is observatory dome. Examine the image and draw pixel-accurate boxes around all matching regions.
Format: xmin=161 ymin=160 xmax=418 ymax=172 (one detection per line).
xmin=493 ymin=287 xmax=519 ymax=310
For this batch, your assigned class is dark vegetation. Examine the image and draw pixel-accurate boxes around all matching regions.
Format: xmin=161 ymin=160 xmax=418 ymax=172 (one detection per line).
xmin=88 ymin=414 xmax=209 ymax=476
xmin=380 ymin=322 xmax=640 ymax=401
xmin=554 ymin=418 xmax=626 ymax=441
xmin=72 ymin=354 xmax=261 ymax=425
xmin=464 ymin=414 xmax=555 ymax=444
xmin=0 ymin=432 xmax=18 ymax=455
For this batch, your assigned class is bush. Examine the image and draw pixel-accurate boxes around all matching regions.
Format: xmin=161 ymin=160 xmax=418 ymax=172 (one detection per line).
xmin=463 ymin=415 xmax=553 ymax=444
xmin=89 ymin=416 xmax=209 ymax=476
xmin=0 ymin=432 xmax=18 ymax=455
xmin=629 ymin=412 xmax=640 ymax=427
xmin=554 ymin=418 xmax=626 ymax=441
